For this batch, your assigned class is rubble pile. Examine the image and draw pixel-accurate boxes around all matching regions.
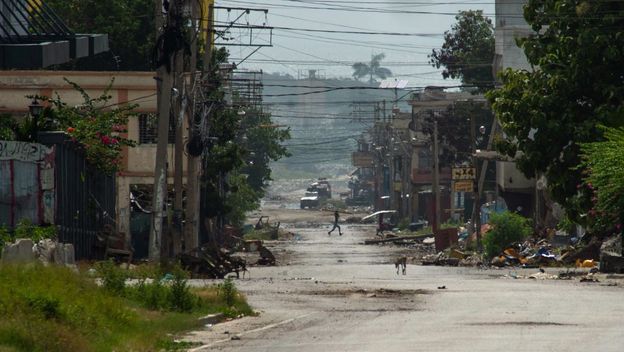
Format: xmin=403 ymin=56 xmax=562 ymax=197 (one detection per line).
xmin=421 ymin=249 xmax=483 ymax=267
xmin=487 ymin=237 xmax=602 ymax=268
xmin=178 ymin=246 xmax=249 ymax=279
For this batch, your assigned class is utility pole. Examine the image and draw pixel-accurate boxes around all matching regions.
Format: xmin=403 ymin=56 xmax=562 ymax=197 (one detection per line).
xmin=432 ymin=117 xmax=440 ymax=233
xmin=184 ymin=1 xmax=205 ymax=251
xmin=172 ymin=74 xmax=186 ymax=256
xmin=470 ymin=113 xmax=482 ymax=251
xmin=383 ymin=100 xmax=387 ymax=121
xmin=149 ymin=0 xmax=178 ymax=261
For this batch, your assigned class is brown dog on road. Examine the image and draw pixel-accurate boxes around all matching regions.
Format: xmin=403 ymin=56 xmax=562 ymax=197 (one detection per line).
xmin=395 ymin=256 xmax=407 ymax=275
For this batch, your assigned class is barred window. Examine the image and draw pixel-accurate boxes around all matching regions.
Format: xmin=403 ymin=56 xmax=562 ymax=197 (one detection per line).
xmin=138 ymin=113 xmax=175 ymax=144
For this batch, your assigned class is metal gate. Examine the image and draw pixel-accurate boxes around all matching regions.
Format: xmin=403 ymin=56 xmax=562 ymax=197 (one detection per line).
xmin=40 ymin=133 xmax=116 ymax=260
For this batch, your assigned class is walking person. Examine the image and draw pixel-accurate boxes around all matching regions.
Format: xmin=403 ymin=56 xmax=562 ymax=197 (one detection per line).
xmin=328 ymin=211 xmax=343 ymax=236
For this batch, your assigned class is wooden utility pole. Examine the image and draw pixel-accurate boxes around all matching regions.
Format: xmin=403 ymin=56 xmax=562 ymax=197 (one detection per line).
xmin=172 ymin=72 xmax=185 ymax=255
xmin=470 ymin=113 xmax=482 ymax=251
xmin=149 ymin=0 xmax=177 ymax=261
xmin=432 ymin=118 xmax=440 ymax=232
xmin=184 ymin=0 xmax=203 ymax=252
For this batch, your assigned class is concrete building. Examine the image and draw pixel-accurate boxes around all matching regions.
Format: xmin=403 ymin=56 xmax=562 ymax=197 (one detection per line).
xmin=492 ymin=0 xmax=538 ymax=221
xmin=493 ymin=0 xmax=532 ymax=74
xmin=0 ymin=71 xmax=186 ymax=245
xmin=408 ymin=88 xmax=488 ymax=224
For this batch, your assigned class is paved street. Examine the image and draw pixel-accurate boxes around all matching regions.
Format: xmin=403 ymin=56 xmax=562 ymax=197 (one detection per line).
xmin=185 ymin=209 xmax=624 ymax=352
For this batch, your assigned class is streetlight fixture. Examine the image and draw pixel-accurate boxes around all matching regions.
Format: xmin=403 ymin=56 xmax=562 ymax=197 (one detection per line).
xmin=28 ymin=98 xmax=43 ymax=141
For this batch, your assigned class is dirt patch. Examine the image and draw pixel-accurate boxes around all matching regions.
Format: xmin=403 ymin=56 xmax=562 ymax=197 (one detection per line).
xmin=300 ymin=288 xmax=431 ymax=298
xmin=329 ymin=307 xmax=422 ymax=312
xmin=467 ymin=321 xmax=574 ymax=327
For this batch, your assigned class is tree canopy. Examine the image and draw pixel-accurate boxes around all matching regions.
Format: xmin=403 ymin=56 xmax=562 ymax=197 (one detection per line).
xmin=200 ymin=49 xmax=290 ymax=228
xmin=487 ymin=0 xmax=624 ymax=223
xmin=429 ymin=10 xmax=494 ymax=91
xmin=47 ymin=0 xmax=156 ymax=71
xmin=352 ymin=53 xmax=392 ymax=83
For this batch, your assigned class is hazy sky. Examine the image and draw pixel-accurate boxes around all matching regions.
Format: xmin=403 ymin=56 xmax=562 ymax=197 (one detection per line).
xmin=216 ymin=0 xmax=495 ymax=87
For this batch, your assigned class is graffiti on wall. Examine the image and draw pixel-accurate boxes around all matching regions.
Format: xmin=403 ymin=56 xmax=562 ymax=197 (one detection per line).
xmin=0 ymin=141 xmax=53 ymax=163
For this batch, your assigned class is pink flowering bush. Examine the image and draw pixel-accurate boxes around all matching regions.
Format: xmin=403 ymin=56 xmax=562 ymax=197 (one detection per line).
xmin=35 ymin=78 xmax=137 ymax=174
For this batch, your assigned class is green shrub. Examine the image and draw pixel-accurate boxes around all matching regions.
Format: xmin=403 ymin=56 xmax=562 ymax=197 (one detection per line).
xmin=0 ymin=225 xmax=11 ymax=256
xmin=94 ymin=260 xmax=127 ymax=295
xmin=219 ymin=278 xmax=236 ymax=307
xmin=168 ymin=267 xmax=195 ymax=313
xmin=398 ymin=218 xmax=410 ymax=231
xmin=12 ymin=219 xmax=56 ymax=243
xmin=483 ymin=211 xmax=532 ymax=258
xmin=126 ymin=266 xmax=197 ymax=313
xmin=24 ymin=293 xmax=62 ymax=320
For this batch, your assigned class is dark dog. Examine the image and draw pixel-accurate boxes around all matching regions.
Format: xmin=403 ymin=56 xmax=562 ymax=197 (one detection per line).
xmin=395 ymin=256 xmax=407 ymax=275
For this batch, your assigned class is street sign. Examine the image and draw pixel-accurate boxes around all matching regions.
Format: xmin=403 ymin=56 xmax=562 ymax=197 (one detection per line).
xmin=452 ymin=167 xmax=476 ymax=180
xmin=453 ymin=180 xmax=474 ymax=192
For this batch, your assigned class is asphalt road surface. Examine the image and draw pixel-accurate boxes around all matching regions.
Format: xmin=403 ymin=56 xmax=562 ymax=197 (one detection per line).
xmin=184 ymin=207 xmax=624 ymax=352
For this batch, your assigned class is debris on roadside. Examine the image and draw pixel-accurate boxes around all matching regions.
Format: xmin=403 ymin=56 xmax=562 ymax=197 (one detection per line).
xmin=599 ymin=235 xmax=624 ymax=273
xmin=178 ymin=246 xmax=249 ymax=279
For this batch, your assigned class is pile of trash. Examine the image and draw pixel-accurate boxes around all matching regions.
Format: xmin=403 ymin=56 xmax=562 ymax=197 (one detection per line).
xmin=488 ymin=237 xmax=601 ymax=268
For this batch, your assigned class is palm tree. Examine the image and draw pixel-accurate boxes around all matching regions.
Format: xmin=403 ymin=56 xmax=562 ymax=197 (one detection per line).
xmin=352 ymin=53 xmax=392 ymax=83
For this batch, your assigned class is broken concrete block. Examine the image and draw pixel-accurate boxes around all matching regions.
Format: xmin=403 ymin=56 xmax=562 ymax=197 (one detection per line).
xmin=57 ymin=243 xmax=75 ymax=266
xmin=600 ymin=252 xmax=624 ymax=274
xmin=34 ymin=239 xmax=57 ymax=266
xmin=1 ymin=238 xmax=36 ymax=264
xmin=601 ymin=235 xmax=622 ymax=255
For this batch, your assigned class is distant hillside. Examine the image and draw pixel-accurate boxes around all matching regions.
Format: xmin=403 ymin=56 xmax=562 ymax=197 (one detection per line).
xmin=261 ymin=72 xmax=410 ymax=180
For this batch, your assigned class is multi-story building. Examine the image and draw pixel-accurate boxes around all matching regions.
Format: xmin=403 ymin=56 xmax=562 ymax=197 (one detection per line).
xmin=491 ymin=0 xmax=537 ymax=220
xmin=0 ymin=70 xmax=186 ymax=257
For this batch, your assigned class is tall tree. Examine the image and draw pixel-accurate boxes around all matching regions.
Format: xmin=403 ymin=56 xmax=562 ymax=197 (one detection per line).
xmin=239 ymin=108 xmax=291 ymax=196
xmin=429 ymin=10 xmax=494 ymax=92
xmin=200 ymin=48 xmax=290 ymax=230
xmin=487 ymin=0 xmax=624 ymax=225
xmin=352 ymin=53 xmax=392 ymax=83
xmin=46 ymin=0 xmax=155 ymax=71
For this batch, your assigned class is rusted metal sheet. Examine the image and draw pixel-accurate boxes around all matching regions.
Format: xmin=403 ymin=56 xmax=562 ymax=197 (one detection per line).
xmin=0 ymin=141 xmax=53 ymax=227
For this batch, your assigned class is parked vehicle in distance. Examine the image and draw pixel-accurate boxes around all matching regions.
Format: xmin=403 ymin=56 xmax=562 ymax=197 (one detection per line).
xmin=307 ymin=178 xmax=332 ymax=200
xmin=300 ymin=191 xmax=320 ymax=209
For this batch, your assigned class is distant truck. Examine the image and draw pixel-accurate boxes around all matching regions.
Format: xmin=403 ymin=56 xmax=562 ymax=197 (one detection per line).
xmin=300 ymin=191 xmax=320 ymax=209
xmin=307 ymin=178 xmax=332 ymax=200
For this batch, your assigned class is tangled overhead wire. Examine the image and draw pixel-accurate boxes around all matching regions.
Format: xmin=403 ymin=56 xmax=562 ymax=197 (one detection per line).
xmin=152 ymin=13 xmax=191 ymax=73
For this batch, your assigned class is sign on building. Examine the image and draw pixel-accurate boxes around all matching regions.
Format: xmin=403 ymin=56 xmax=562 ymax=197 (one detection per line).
xmin=352 ymin=152 xmax=374 ymax=167
xmin=452 ymin=167 xmax=476 ymax=180
xmin=453 ymin=180 xmax=474 ymax=192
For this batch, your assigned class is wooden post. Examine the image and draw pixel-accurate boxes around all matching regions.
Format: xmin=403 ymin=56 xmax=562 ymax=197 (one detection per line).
xmin=149 ymin=0 xmax=176 ymax=261
xmin=432 ymin=118 xmax=440 ymax=233
xmin=184 ymin=0 xmax=202 ymax=252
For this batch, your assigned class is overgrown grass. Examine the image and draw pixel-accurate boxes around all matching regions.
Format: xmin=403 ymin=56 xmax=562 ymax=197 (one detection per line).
xmin=243 ymin=229 xmax=277 ymax=241
xmin=0 ymin=263 xmax=254 ymax=352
